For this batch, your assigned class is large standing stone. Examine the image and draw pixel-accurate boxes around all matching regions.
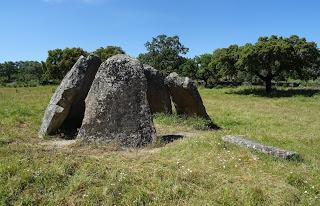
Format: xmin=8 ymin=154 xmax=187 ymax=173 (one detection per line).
xmin=143 ymin=65 xmax=172 ymax=114
xmin=77 ymin=55 xmax=156 ymax=147
xmin=165 ymin=72 xmax=218 ymax=128
xmin=39 ymin=55 xmax=101 ymax=137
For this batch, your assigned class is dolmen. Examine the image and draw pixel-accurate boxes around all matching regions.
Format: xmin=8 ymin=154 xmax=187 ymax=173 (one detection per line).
xmin=39 ymin=54 xmax=218 ymax=147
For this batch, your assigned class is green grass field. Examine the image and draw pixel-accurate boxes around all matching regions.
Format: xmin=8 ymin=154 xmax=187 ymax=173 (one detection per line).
xmin=0 ymin=86 xmax=320 ymax=205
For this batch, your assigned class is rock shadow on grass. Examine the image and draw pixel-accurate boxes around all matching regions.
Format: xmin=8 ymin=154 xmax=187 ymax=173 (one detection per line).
xmin=153 ymin=134 xmax=185 ymax=148
xmin=159 ymin=134 xmax=184 ymax=144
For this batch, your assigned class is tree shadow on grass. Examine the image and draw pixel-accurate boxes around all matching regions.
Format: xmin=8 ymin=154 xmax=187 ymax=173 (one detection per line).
xmin=227 ymin=87 xmax=320 ymax=98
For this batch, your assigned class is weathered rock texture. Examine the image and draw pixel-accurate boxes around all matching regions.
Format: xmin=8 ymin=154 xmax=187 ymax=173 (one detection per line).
xmin=143 ymin=65 xmax=172 ymax=114
xmin=223 ymin=135 xmax=300 ymax=160
xmin=77 ymin=55 xmax=156 ymax=147
xmin=165 ymin=72 xmax=218 ymax=128
xmin=39 ymin=55 xmax=101 ymax=137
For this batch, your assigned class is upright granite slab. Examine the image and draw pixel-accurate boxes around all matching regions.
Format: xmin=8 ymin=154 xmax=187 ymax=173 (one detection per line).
xmin=223 ymin=135 xmax=300 ymax=160
xmin=39 ymin=55 xmax=101 ymax=137
xmin=77 ymin=55 xmax=156 ymax=147
xmin=165 ymin=72 xmax=218 ymax=128
xmin=143 ymin=64 xmax=172 ymax=114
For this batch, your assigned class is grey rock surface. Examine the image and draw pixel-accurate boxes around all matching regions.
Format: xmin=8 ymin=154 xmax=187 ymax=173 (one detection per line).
xmin=77 ymin=54 xmax=156 ymax=147
xmin=165 ymin=72 xmax=218 ymax=128
xmin=223 ymin=135 xmax=300 ymax=160
xmin=39 ymin=55 xmax=101 ymax=137
xmin=143 ymin=65 xmax=172 ymax=114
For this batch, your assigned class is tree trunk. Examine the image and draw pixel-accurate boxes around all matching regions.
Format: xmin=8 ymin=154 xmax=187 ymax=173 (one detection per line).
xmin=265 ymin=78 xmax=272 ymax=94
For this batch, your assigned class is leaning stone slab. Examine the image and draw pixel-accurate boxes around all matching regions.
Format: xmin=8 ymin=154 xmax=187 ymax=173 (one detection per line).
xmin=165 ymin=72 xmax=219 ymax=129
xmin=39 ymin=55 xmax=101 ymax=137
xmin=143 ymin=65 xmax=172 ymax=114
xmin=77 ymin=55 xmax=156 ymax=147
xmin=223 ymin=135 xmax=300 ymax=160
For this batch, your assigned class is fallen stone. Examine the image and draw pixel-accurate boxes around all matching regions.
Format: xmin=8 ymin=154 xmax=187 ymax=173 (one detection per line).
xmin=143 ymin=65 xmax=172 ymax=114
xmin=39 ymin=55 xmax=101 ymax=137
xmin=223 ymin=135 xmax=300 ymax=160
xmin=165 ymin=72 xmax=219 ymax=129
xmin=77 ymin=54 xmax=156 ymax=147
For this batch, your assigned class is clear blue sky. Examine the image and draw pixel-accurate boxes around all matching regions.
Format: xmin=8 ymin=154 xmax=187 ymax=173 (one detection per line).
xmin=0 ymin=0 xmax=320 ymax=62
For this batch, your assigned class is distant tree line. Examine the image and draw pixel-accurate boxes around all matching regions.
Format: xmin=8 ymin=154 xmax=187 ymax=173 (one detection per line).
xmin=0 ymin=61 xmax=43 ymax=86
xmin=138 ymin=34 xmax=320 ymax=94
xmin=1 ymin=34 xmax=320 ymax=93
xmin=0 ymin=46 xmax=125 ymax=86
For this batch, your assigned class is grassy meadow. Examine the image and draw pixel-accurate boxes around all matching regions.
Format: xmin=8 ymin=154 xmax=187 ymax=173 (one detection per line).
xmin=0 ymin=86 xmax=320 ymax=205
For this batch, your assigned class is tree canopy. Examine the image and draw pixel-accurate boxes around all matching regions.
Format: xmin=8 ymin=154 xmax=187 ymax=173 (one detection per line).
xmin=0 ymin=61 xmax=16 ymax=83
xmin=93 ymin=46 xmax=125 ymax=62
xmin=236 ymin=35 xmax=319 ymax=93
xmin=0 ymin=61 xmax=43 ymax=86
xmin=43 ymin=47 xmax=88 ymax=82
xmin=179 ymin=58 xmax=198 ymax=80
xmin=194 ymin=54 xmax=215 ymax=85
xmin=211 ymin=45 xmax=240 ymax=81
xmin=138 ymin=34 xmax=189 ymax=74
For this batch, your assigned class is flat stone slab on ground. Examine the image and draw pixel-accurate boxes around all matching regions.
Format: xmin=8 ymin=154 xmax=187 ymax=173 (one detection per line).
xmin=223 ymin=135 xmax=300 ymax=160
